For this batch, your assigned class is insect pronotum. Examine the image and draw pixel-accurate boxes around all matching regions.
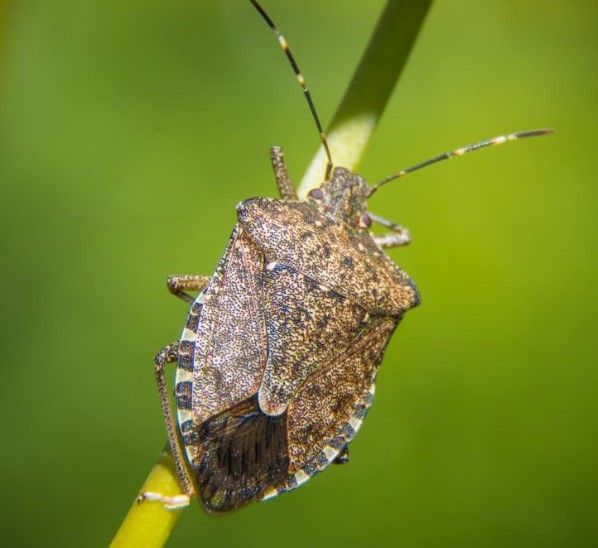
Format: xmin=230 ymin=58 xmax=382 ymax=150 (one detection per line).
xmin=140 ymin=0 xmax=552 ymax=513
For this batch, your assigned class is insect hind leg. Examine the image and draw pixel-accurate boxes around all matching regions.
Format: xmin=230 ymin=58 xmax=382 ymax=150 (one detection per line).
xmin=138 ymin=342 xmax=196 ymax=509
xmin=138 ymin=488 xmax=190 ymax=510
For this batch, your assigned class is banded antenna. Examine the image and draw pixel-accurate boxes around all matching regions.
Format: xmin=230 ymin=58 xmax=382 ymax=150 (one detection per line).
xmin=250 ymin=0 xmax=334 ymax=180
xmin=369 ymin=128 xmax=554 ymax=195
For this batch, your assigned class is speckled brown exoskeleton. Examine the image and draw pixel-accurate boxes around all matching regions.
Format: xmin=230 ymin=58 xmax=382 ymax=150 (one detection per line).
xmin=140 ymin=0 xmax=552 ymax=514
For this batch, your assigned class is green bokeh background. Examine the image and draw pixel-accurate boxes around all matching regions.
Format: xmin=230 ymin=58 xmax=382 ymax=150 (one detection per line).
xmin=0 ymin=1 xmax=596 ymax=546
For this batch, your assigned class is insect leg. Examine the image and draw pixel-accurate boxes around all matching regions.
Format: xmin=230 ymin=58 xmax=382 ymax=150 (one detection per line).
xmin=369 ymin=212 xmax=412 ymax=248
xmin=270 ymin=146 xmax=297 ymax=200
xmin=167 ymin=275 xmax=210 ymax=304
xmin=334 ymin=445 xmax=350 ymax=465
xmin=139 ymin=342 xmax=196 ymax=509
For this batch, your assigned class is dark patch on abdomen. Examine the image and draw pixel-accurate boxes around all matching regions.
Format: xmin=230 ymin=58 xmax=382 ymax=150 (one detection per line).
xmin=195 ymin=394 xmax=289 ymax=513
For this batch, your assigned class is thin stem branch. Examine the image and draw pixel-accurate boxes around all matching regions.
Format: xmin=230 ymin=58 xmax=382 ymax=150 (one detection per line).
xmin=110 ymin=450 xmax=185 ymax=548
xmin=111 ymin=1 xmax=432 ymax=544
xmin=298 ymin=0 xmax=432 ymax=197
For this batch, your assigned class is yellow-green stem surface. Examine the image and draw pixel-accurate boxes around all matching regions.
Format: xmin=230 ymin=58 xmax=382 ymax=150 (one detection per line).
xmin=110 ymin=451 xmax=184 ymax=548
xmin=298 ymin=0 xmax=432 ymax=197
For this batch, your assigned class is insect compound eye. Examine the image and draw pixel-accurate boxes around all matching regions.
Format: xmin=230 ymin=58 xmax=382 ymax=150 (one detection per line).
xmin=308 ymin=188 xmax=324 ymax=202
xmin=359 ymin=212 xmax=372 ymax=229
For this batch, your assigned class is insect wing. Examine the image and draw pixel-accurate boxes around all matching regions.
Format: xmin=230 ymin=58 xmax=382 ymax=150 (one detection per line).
xmin=180 ymin=227 xmax=267 ymax=427
xmin=264 ymin=316 xmax=398 ymax=498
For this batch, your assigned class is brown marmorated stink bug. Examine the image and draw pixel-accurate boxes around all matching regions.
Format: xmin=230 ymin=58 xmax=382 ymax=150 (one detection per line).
xmin=140 ymin=0 xmax=552 ymax=514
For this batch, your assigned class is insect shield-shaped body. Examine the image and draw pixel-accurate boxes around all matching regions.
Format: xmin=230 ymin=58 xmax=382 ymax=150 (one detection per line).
xmin=144 ymin=0 xmax=551 ymax=516
xmin=172 ymin=166 xmax=419 ymax=513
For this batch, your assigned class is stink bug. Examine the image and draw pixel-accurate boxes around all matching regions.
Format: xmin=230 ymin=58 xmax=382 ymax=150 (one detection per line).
xmin=141 ymin=0 xmax=552 ymax=513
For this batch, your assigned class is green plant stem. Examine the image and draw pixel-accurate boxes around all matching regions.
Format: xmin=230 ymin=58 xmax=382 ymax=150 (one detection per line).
xmin=298 ymin=0 xmax=432 ymax=198
xmin=111 ymin=1 xmax=431 ymax=545
xmin=110 ymin=450 xmax=184 ymax=548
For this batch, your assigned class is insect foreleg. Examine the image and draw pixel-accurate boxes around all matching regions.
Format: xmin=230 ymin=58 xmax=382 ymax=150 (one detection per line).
xmin=270 ymin=146 xmax=297 ymax=200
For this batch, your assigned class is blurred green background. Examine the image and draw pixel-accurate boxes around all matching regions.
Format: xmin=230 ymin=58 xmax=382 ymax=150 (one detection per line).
xmin=0 ymin=0 xmax=596 ymax=546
